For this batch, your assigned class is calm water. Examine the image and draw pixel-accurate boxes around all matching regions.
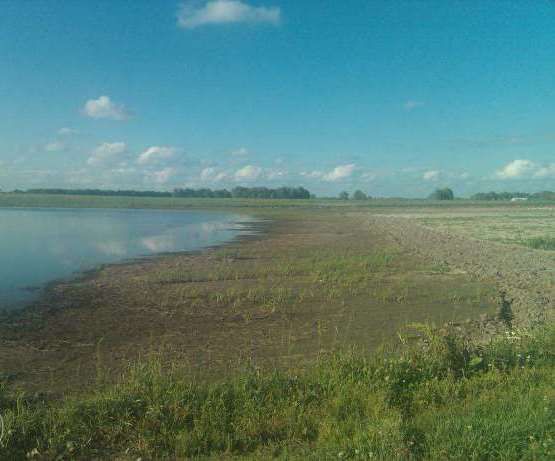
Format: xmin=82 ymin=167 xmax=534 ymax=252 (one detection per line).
xmin=0 ymin=208 xmax=252 ymax=311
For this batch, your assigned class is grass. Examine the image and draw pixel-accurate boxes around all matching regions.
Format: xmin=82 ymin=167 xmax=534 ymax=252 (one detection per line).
xmin=522 ymin=237 xmax=555 ymax=251
xmin=1 ymin=322 xmax=553 ymax=460
xmin=416 ymin=209 xmax=555 ymax=248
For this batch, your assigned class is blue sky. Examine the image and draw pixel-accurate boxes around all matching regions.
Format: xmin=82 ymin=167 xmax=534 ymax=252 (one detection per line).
xmin=1 ymin=0 xmax=555 ymax=197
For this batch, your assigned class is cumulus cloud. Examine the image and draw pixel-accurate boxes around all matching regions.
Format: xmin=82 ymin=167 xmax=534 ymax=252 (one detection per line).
xmin=177 ymin=0 xmax=280 ymax=29
xmin=534 ymin=164 xmax=555 ymax=178
xmin=300 ymin=170 xmax=324 ymax=179
xmin=234 ymin=164 xmax=262 ymax=180
xmin=323 ymin=164 xmax=356 ymax=182
xmin=266 ymin=169 xmax=286 ymax=180
xmin=150 ymin=167 xmax=176 ymax=184
xmin=58 ymin=127 xmax=78 ymax=136
xmin=423 ymin=170 xmax=440 ymax=181
xmin=495 ymin=159 xmax=537 ymax=179
xmin=82 ymin=96 xmax=130 ymax=120
xmin=87 ymin=142 xmax=127 ymax=166
xmin=200 ymin=167 xmax=229 ymax=182
xmin=137 ymin=146 xmax=176 ymax=165
xmin=493 ymin=159 xmax=555 ymax=180
xmin=300 ymin=164 xmax=356 ymax=182
xmin=200 ymin=167 xmax=217 ymax=181
xmin=361 ymin=171 xmax=377 ymax=181
xmin=44 ymin=141 xmax=66 ymax=152
xmin=231 ymin=147 xmax=249 ymax=157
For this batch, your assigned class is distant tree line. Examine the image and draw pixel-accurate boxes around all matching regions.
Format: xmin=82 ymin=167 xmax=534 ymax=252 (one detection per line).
xmin=172 ymin=188 xmax=232 ymax=198
xmin=19 ymin=186 xmax=312 ymax=200
xmin=338 ymin=190 xmax=371 ymax=200
xmin=23 ymin=188 xmax=172 ymax=197
xmin=471 ymin=191 xmax=555 ymax=201
xmin=226 ymin=186 xmax=311 ymax=199
xmin=173 ymin=186 xmax=311 ymax=199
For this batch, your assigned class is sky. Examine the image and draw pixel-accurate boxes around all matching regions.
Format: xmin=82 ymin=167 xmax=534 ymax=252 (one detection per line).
xmin=1 ymin=0 xmax=555 ymax=197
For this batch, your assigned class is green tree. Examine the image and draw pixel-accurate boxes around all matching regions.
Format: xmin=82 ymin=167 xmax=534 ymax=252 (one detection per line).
xmin=352 ymin=190 xmax=368 ymax=200
xmin=338 ymin=191 xmax=350 ymax=200
xmin=428 ymin=188 xmax=454 ymax=201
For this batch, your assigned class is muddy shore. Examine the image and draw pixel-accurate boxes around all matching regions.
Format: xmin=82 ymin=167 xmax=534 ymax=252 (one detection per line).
xmin=2 ymin=209 xmax=541 ymax=395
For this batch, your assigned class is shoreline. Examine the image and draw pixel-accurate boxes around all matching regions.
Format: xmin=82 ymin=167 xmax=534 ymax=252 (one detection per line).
xmin=0 ymin=211 xmax=270 ymax=319
xmin=0 ymin=215 xmax=272 ymax=321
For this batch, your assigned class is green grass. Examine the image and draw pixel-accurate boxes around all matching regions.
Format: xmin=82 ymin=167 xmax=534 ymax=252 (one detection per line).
xmin=522 ymin=237 xmax=555 ymax=251
xmin=1 ymin=323 xmax=553 ymax=460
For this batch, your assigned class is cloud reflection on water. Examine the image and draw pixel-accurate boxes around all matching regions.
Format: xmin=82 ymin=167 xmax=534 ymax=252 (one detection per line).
xmin=0 ymin=209 xmax=252 ymax=311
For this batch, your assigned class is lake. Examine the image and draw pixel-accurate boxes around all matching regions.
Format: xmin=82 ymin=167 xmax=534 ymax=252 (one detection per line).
xmin=0 ymin=208 xmax=253 ymax=311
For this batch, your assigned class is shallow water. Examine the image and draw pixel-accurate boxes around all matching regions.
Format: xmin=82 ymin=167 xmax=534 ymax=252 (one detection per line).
xmin=0 ymin=208 xmax=252 ymax=310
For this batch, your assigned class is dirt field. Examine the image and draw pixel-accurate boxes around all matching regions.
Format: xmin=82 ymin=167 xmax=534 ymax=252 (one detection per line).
xmin=366 ymin=206 xmax=555 ymax=325
xmin=0 ymin=208 xmax=505 ymax=395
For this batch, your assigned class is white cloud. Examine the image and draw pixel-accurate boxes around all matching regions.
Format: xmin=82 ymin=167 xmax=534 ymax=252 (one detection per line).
xmin=495 ymin=159 xmax=537 ymax=179
xmin=150 ymin=167 xmax=176 ymax=184
xmin=199 ymin=167 xmax=229 ymax=182
xmin=323 ymin=164 xmax=356 ymax=182
xmin=82 ymin=96 xmax=130 ymax=120
xmin=301 ymin=170 xmax=324 ymax=179
xmin=404 ymin=100 xmax=424 ymax=111
xmin=266 ymin=169 xmax=285 ymax=180
xmin=58 ymin=127 xmax=78 ymax=136
xmin=87 ymin=142 xmax=127 ymax=166
xmin=137 ymin=146 xmax=176 ymax=165
xmin=231 ymin=147 xmax=249 ymax=157
xmin=534 ymin=164 xmax=555 ymax=178
xmin=200 ymin=167 xmax=217 ymax=181
xmin=423 ymin=170 xmax=440 ymax=181
xmin=361 ymin=171 xmax=377 ymax=181
xmin=44 ymin=141 xmax=66 ymax=152
xmin=177 ymin=0 xmax=281 ymax=29
xmin=234 ymin=164 xmax=262 ymax=180
xmin=300 ymin=164 xmax=356 ymax=182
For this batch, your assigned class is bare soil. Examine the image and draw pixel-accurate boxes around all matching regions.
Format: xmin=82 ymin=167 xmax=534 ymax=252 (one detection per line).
xmin=366 ymin=213 xmax=555 ymax=325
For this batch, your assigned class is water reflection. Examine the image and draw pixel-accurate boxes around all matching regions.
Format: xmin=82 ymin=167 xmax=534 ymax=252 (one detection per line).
xmin=0 ymin=208 xmax=252 ymax=311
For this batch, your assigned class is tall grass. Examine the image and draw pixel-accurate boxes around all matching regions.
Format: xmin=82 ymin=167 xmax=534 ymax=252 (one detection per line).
xmin=1 ymin=323 xmax=553 ymax=460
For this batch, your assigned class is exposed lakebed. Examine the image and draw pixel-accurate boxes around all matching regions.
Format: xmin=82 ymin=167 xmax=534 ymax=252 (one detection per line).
xmin=0 ymin=207 xmax=253 ymax=311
